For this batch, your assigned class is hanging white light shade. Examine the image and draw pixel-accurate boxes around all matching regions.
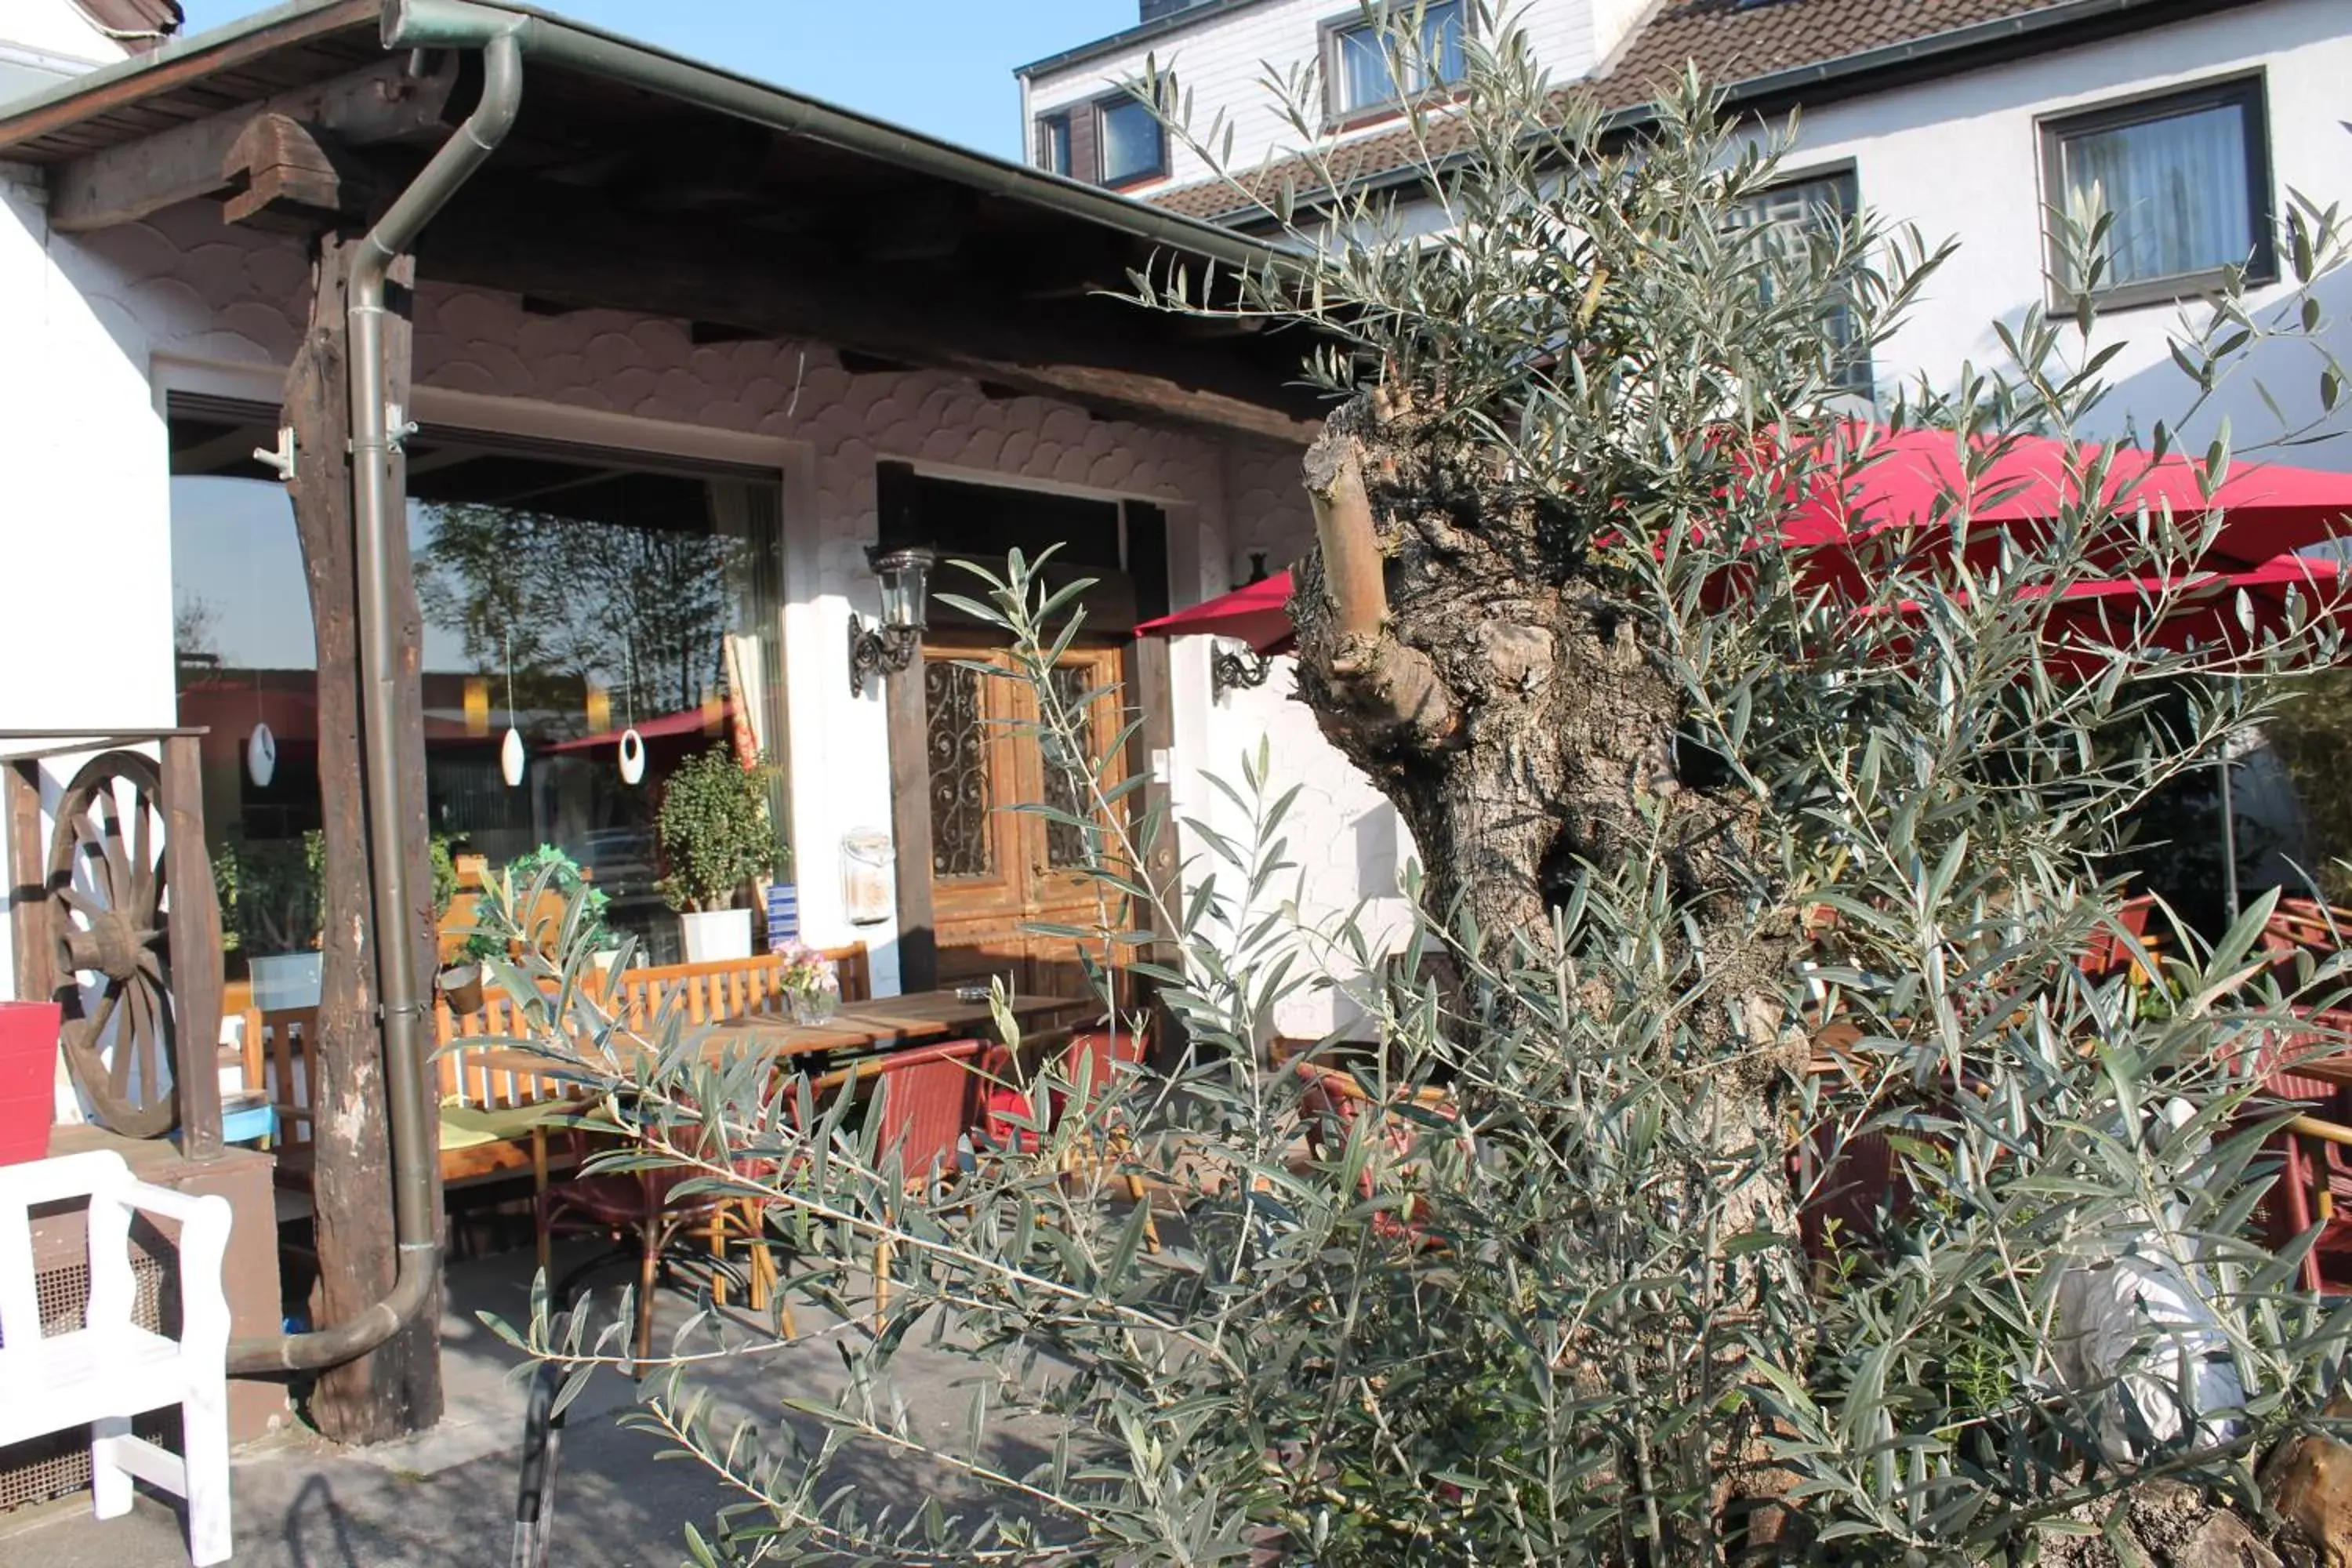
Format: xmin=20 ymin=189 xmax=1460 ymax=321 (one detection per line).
xmin=245 ymin=722 xmax=277 ymax=787
xmin=617 ymin=727 xmax=646 ymax=786
xmin=500 ymin=726 xmax=526 ymax=787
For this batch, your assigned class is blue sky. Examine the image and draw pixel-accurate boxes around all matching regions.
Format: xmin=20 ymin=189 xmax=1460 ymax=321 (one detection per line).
xmin=173 ymin=1 xmax=1136 ymax=160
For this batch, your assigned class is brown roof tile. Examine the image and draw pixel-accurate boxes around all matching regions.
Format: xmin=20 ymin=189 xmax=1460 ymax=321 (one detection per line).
xmin=1148 ymin=0 xmax=2071 ymax=221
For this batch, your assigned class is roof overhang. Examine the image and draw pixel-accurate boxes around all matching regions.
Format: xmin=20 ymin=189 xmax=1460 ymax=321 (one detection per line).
xmin=0 ymin=0 xmax=1323 ymax=443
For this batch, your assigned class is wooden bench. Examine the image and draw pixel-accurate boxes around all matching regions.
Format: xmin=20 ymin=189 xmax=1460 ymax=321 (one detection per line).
xmin=246 ymin=944 xmax=871 ymax=1192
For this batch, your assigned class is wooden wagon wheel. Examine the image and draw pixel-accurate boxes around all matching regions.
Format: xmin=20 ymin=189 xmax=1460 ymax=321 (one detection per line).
xmin=47 ymin=750 xmax=182 ymax=1138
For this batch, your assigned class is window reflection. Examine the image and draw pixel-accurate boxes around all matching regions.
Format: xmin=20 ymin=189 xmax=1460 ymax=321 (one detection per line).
xmin=170 ymin=409 xmax=789 ymax=975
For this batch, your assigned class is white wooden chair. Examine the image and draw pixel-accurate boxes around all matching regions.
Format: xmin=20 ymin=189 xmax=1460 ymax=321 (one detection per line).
xmin=0 ymin=1149 xmax=234 ymax=1565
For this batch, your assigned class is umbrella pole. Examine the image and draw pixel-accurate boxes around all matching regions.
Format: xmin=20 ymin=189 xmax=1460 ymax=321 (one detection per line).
xmin=2219 ymin=749 xmax=2241 ymax=924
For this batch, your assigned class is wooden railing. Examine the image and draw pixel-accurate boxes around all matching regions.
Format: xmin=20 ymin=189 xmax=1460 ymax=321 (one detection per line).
xmin=245 ymin=945 xmax=871 ymax=1183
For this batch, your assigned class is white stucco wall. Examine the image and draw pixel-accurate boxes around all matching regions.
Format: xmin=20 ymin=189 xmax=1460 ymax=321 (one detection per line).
xmin=1023 ymin=0 xmax=1597 ymax=195
xmin=0 ymin=188 xmax=1323 ymax=1010
xmin=0 ymin=0 xmax=125 ymax=58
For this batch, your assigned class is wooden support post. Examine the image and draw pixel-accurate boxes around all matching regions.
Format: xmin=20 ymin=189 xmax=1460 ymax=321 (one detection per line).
xmin=7 ymin=760 xmax=54 ymax=1007
xmin=1121 ymin=503 xmax=1181 ymax=1056
xmin=878 ymin=461 xmax=938 ymax=993
xmin=282 ymin=228 xmax=443 ymax=1443
xmin=886 ymin=659 xmax=938 ymax=995
xmin=161 ymin=735 xmax=224 ymax=1161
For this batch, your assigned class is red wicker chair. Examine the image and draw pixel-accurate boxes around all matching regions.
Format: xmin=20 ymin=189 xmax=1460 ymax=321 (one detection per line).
xmin=833 ymin=1038 xmax=987 ymax=1316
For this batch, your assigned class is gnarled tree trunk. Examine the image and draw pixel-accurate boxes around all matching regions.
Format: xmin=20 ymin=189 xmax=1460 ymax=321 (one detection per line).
xmin=1289 ymin=393 xmax=1806 ymax=1233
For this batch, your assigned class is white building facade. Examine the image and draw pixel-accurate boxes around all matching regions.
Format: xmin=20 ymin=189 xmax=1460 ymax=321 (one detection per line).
xmin=1022 ymin=0 xmax=2352 ymax=1036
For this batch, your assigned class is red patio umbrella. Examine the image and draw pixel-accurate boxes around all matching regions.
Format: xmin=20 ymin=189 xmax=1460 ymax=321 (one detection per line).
xmin=1140 ymin=430 xmax=2352 ymax=655
xmin=1784 ymin=426 xmax=2352 ymax=569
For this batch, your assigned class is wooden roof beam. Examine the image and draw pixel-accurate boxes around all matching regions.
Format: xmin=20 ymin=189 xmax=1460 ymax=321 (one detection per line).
xmin=420 ymin=192 xmax=1319 ymax=444
xmin=49 ymin=53 xmax=459 ymax=233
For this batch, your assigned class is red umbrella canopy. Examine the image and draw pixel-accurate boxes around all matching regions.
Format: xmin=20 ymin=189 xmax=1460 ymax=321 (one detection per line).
xmin=1140 ymin=429 xmax=2352 ymax=656
xmin=1136 ymin=571 xmax=1298 ymax=655
xmin=2038 ymin=552 xmax=2344 ymax=666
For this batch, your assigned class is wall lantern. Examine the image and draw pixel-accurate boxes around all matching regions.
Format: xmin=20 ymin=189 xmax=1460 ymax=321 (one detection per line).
xmin=848 ymin=543 xmax=937 ymax=696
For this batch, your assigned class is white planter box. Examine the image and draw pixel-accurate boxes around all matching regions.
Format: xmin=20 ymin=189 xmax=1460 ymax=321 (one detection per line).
xmin=248 ymin=952 xmax=322 ymax=1012
xmin=679 ymin=909 xmax=753 ymax=964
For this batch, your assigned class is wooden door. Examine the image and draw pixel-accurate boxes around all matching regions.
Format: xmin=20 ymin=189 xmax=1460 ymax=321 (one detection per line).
xmin=923 ymin=640 xmax=1128 ymax=1004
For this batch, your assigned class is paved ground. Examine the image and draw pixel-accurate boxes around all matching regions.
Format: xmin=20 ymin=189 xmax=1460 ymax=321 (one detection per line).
xmin=1 ymin=1245 xmax=1018 ymax=1567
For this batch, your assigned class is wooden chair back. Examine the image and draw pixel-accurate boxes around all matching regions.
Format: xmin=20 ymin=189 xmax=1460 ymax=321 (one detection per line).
xmin=598 ymin=943 xmax=873 ymax=1033
xmin=245 ymin=1006 xmax=320 ymax=1166
xmin=246 ymin=1001 xmax=582 ymax=1175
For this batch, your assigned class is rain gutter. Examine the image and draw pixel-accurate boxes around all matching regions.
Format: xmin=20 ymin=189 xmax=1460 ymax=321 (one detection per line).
xmin=227 ymin=9 xmax=524 ymax=1376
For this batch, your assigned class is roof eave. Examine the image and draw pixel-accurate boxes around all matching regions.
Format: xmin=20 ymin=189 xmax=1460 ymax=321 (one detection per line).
xmin=0 ymin=0 xmax=360 ymax=141
xmin=0 ymin=0 xmax=1287 ymax=281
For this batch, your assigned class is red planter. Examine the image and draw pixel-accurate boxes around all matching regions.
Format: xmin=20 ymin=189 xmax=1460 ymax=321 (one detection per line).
xmin=0 ymin=1000 xmax=62 ymax=1165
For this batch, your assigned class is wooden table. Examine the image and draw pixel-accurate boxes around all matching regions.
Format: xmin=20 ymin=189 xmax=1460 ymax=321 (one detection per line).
xmin=2278 ymin=1051 xmax=2352 ymax=1091
xmin=468 ymin=989 xmax=1098 ymax=1078
xmin=710 ymin=989 xmax=1097 ymax=1062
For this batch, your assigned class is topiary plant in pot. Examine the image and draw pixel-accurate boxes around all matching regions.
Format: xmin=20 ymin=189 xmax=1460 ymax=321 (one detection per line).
xmin=214 ymin=829 xmax=325 ymax=1010
xmin=655 ymin=746 xmax=776 ymax=962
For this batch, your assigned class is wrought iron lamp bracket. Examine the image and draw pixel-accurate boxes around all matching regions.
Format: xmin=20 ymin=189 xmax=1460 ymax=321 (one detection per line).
xmin=848 ymin=618 xmax=921 ymax=697
xmin=1211 ymin=642 xmax=1275 ymax=700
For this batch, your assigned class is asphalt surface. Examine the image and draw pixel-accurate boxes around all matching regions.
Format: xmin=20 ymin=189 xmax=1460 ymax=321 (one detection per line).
xmin=0 ymin=1244 xmax=1021 ymax=1568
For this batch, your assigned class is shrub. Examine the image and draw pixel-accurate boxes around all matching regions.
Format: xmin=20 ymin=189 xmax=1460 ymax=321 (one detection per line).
xmin=655 ymin=746 xmax=776 ymax=913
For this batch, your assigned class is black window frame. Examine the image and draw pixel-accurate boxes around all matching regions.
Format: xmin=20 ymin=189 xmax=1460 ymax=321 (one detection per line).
xmin=2038 ymin=73 xmax=2275 ymax=314
xmin=1729 ymin=163 xmax=1874 ymax=399
xmin=1319 ymin=0 xmax=1470 ymax=129
xmin=1094 ymin=89 xmax=1168 ymax=190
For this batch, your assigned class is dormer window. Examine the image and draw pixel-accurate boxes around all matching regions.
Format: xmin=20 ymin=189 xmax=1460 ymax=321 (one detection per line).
xmin=1033 ymin=83 xmax=1171 ymax=190
xmin=1099 ymin=94 xmax=1167 ymax=186
xmin=1326 ymin=1 xmax=1467 ymax=125
xmin=1038 ymin=112 xmax=1073 ymax=177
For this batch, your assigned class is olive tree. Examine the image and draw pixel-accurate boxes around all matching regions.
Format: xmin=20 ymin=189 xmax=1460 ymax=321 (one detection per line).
xmin=486 ymin=20 xmax=2352 ymax=1564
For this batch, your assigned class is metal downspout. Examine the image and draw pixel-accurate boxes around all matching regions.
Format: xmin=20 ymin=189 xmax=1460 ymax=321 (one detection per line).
xmin=228 ymin=23 xmax=523 ymax=1375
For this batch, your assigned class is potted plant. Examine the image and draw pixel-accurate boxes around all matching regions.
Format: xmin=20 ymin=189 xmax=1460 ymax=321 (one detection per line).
xmin=214 ymin=829 xmax=325 ymax=1011
xmin=656 ymin=746 xmax=775 ymax=963
xmin=506 ymin=843 xmax=620 ymax=976
xmin=437 ymin=927 xmax=503 ymax=1015
xmin=774 ymin=940 xmax=840 ymax=1025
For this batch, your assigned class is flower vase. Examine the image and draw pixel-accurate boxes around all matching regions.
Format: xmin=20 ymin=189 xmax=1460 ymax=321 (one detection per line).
xmin=789 ymin=989 xmax=838 ymax=1026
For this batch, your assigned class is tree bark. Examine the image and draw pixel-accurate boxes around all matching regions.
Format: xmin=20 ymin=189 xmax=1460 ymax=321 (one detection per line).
xmin=1288 ymin=393 xmax=1806 ymax=1222
xmin=283 ymin=229 xmax=444 ymax=1444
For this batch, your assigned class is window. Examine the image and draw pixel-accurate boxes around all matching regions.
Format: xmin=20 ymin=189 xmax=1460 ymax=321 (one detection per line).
xmin=1098 ymin=93 xmax=1166 ymax=187
xmin=1326 ymin=0 xmax=1467 ymax=122
xmin=1037 ymin=111 xmax=1073 ymax=177
xmin=169 ymin=405 xmax=791 ymax=970
xmin=2042 ymin=77 xmax=2273 ymax=309
xmin=1729 ymin=169 xmax=1872 ymax=396
xmin=1032 ymin=89 xmax=1167 ymax=189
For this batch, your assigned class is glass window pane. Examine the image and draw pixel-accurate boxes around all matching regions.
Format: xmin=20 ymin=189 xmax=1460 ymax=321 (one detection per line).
xmin=1423 ymin=1 xmax=1466 ymax=87
xmin=1043 ymin=665 xmax=1099 ymax=872
xmin=1729 ymin=173 xmax=1870 ymax=395
xmin=1040 ymin=115 xmax=1071 ymax=176
xmin=172 ymin=416 xmax=789 ymax=971
xmin=2060 ymin=101 xmax=2251 ymax=289
xmin=1098 ymin=96 xmax=1162 ymax=184
xmin=927 ymin=660 xmax=993 ymax=879
xmin=1334 ymin=22 xmax=1393 ymax=114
